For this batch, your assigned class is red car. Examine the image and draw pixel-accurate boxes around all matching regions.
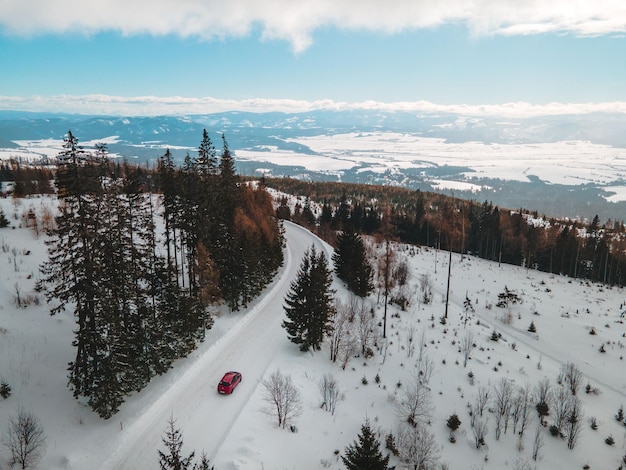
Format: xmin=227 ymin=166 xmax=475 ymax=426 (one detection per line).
xmin=217 ymin=371 xmax=242 ymax=394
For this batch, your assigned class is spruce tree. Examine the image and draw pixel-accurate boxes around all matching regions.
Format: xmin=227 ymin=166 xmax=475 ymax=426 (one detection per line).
xmin=158 ymin=416 xmax=195 ymax=470
xmin=41 ymin=130 xmax=105 ymax=402
xmin=283 ymin=245 xmax=335 ymax=351
xmin=332 ymin=230 xmax=373 ymax=297
xmin=342 ymin=420 xmax=390 ymax=470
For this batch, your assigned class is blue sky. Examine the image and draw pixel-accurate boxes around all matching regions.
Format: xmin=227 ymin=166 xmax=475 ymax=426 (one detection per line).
xmin=1 ymin=0 xmax=626 ymax=115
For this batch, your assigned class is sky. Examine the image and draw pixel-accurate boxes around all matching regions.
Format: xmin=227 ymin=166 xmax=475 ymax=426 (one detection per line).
xmin=1 ymin=0 xmax=626 ymax=116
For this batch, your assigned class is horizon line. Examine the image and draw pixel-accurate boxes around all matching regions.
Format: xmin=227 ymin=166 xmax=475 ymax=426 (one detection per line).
xmin=3 ymin=95 xmax=626 ymax=118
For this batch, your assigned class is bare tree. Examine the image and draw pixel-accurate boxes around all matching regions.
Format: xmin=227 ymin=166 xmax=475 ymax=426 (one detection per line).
xmin=355 ymin=299 xmax=377 ymax=357
xmin=330 ymin=299 xmax=351 ymax=363
xmin=513 ymin=457 xmax=536 ymax=470
xmin=475 ymin=385 xmax=490 ymax=417
xmin=262 ymin=370 xmax=302 ymax=429
xmin=405 ymin=323 xmax=416 ymax=358
xmin=395 ymin=424 xmax=440 ymax=470
xmin=565 ymin=396 xmax=584 ymax=450
xmin=419 ymin=273 xmax=432 ymax=305
xmin=417 ymin=354 xmax=434 ymax=386
xmin=396 ymin=380 xmax=432 ymax=428
xmin=460 ymin=331 xmax=474 ymax=368
xmin=560 ymin=362 xmax=583 ymax=396
xmin=472 ymin=418 xmax=488 ymax=449
xmin=4 ymin=408 xmax=46 ymax=469
xmin=319 ymin=373 xmax=341 ymax=415
xmin=551 ymin=386 xmax=572 ymax=433
xmin=493 ymin=378 xmax=514 ymax=440
xmin=531 ymin=423 xmax=544 ymax=461
xmin=534 ymin=378 xmax=552 ymax=424
xmin=516 ymin=383 xmax=534 ymax=438
xmin=340 ymin=336 xmax=357 ymax=371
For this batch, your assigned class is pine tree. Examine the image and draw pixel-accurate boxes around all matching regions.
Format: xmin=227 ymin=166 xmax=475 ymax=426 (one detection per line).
xmin=158 ymin=416 xmax=195 ymax=470
xmin=0 ymin=207 xmax=9 ymax=228
xmin=41 ymin=130 xmax=105 ymax=402
xmin=283 ymin=245 xmax=335 ymax=351
xmin=332 ymin=230 xmax=373 ymax=297
xmin=342 ymin=420 xmax=390 ymax=470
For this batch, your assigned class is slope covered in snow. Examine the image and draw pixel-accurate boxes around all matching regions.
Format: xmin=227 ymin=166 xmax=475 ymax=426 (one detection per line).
xmin=2 ymin=194 xmax=626 ymax=469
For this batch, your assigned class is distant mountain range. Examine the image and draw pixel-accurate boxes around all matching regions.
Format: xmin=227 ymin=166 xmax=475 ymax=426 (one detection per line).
xmin=2 ymin=109 xmax=626 ymax=221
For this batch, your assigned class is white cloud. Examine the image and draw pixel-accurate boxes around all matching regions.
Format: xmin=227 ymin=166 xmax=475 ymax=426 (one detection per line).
xmin=1 ymin=1 xmax=626 ymax=52
xmin=3 ymin=94 xmax=626 ymax=117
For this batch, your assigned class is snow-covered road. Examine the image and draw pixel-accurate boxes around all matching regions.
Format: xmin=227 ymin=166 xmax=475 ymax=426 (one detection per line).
xmin=86 ymin=221 xmax=331 ymax=469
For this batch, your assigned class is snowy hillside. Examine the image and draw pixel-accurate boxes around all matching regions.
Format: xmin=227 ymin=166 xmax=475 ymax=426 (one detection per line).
xmin=2 ymin=194 xmax=626 ymax=469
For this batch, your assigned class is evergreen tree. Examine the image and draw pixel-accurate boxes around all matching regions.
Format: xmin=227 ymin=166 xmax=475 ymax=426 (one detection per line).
xmin=342 ymin=420 xmax=390 ymax=470
xmin=158 ymin=416 xmax=195 ymax=470
xmin=41 ymin=130 xmax=105 ymax=403
xmin=283 ymin=245 xmax=335 ymax=351
xmin=0 ymin=207 xmax=9 ymax=228
xmin=332 ymin=230 xmax=373 ymax=297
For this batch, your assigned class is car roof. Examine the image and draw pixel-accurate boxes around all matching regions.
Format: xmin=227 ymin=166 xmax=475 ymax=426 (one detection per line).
xmin=222 ymin=371 xmax=240 ymax=379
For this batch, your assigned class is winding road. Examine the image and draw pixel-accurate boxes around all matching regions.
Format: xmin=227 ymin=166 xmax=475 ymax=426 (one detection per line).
xmin=89 ymin=221 xmax=331 ymax=469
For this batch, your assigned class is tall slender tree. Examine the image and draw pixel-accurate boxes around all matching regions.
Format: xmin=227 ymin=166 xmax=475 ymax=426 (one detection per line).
xmin=283 ymin=245 xmax=335 ymax=351
xmin=332 ymin=229 xmax=373 ymax=297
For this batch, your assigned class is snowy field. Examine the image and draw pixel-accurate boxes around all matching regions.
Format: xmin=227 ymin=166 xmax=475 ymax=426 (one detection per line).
xmin=2 ymin=194 xmax=626 ymax=469
xmin=4 ymin=132 xmax=626 ymax=201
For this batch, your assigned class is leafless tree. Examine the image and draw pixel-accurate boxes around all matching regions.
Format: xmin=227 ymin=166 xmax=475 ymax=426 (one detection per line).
xmin=4 ymin=407 xmax=46 ymax=469
xmin=565 ymin=396 xmax=584 ymax=450
xmin=396 ymin=380 xmax=432 ymax=428
xmin=472 ymin=418 xmax=488 ymax=449
xmin=262 ymin=370 xmax=302 ymax=429
xmin=560 ymin=362 xmax=584 ymax=396
xmin=417 ymin=354 xmax=434 ymax=386
xmin=419 ymin=273 xmax=432 ymax=304
xmin=516 ymin=383 xmax=533 ymax=437
xmin=460 ymin=331 xmax=474 ymax=368
xmin=416 ymin=329 xmax=426 ymax=364
xmin=493 ymin=378 xmax=514 ymax=440
xmin=329 ymin=299 xmax=351 ymax=363
xmin=319 ymin=373 xmax=341 ymax=415
xmin=340 ymin=337 xmax=357 ymax=371
xmin=552 ymin=386 xmax=572 ymax=433
xmin=395 ymin=424 xmax=440 ymax=470
xmin=405 ymin=323 xmax=416 ymax=358
xmin=475 ymin=385 xmax=490 ymax=417
xmin=513 ymin=457 xmax=536 ymax=470
xmin=355 ymin=299 xmax=377 ymax=357
xmin=534 ymin=378 xmax=552 ymax=424
xmin=531 ymin=422 xmax=544 ymax=461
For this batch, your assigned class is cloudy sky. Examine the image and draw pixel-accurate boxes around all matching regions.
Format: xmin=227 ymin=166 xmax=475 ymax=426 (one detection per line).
xmin=1 ymin=0 xmax=626 ymax=115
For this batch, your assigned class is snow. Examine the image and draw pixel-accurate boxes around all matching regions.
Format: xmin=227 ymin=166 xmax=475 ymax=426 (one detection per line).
xmin=2 ymin=194 xmax=626 ymax=469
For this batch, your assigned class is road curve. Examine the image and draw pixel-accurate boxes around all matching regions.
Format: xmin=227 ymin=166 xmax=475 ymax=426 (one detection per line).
xmin=94 ymin=221 xmax=331 ymax=470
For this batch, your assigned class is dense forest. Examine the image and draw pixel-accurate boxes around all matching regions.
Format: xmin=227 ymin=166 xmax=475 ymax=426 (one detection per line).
xmin=266 ymin=178 xmax=626 ymax=287
xmin=17 ymin=130 xmax=284 ymax=418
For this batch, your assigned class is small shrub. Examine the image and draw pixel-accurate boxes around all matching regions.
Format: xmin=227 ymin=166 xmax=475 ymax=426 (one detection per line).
xmin=606 ymin=435 xmax=615 ymax=446
xmin=361 ymin=376 xmax=368 ymax=385
xmin=467 ymin=371 xmax=475 ymax=385
xmin=549 ymin=425 xmax=560 ymax=437
xmin=616 ymin=406 xmax=624 ymax=422
xmin=374 ymin=374 xmax=380 ymax=384
xmin=590 ymin=327 xmax=597 ymax=335
xmin=447 ymin=414 xmax=461 ymax=432
xmin=528 ymin=321 xmax=537 ymax=333
xmin=0 ymin=381 xmax=11 ymax=399
xmin=590 ymin=417 xmax=598 ymax=430
xmin=385 ymin=433 xmax=399 ymax=456
xmin=490 ymin=329 xmax=499 ymax=341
